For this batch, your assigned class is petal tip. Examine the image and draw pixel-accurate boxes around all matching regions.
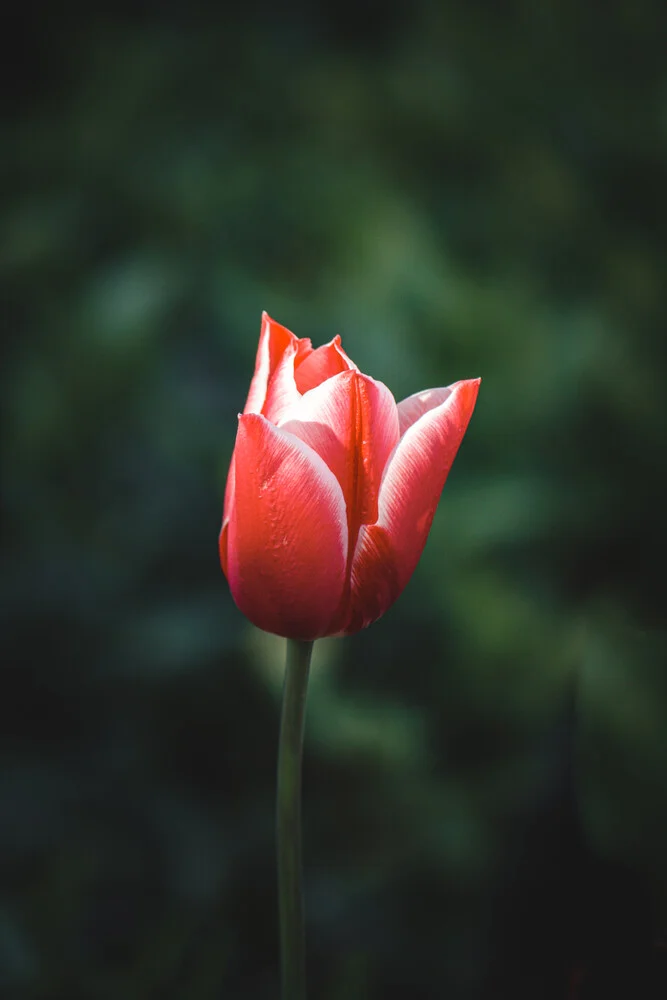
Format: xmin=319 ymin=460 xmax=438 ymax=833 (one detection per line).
xmin=454 ymin=376 xmax=482 ymax=407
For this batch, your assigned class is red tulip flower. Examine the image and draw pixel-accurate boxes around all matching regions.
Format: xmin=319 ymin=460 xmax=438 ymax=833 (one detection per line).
xmin=220 ymin=313 xmax=480 ymax=640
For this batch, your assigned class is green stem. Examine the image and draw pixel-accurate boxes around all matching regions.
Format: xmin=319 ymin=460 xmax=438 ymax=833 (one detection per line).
xmin=277 ymin=638 xmax=314 ymax=1000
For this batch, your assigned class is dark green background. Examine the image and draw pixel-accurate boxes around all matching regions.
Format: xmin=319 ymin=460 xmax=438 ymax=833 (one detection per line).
xmin=2 ymin=2 xmax=667 ymax=997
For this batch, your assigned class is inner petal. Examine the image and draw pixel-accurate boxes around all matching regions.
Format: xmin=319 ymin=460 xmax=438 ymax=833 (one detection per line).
xmin=294 ymin=336 xmax=358 ymax=394
xmin=261 ymin=341 xmax=302 ymax=424
xmin=397 ymin=385 xmax=456 ymax=436
xmin=280 ymin=370 xmax=399 ymax=553
xmin=244 ymin=313 xmax=299 ymax=416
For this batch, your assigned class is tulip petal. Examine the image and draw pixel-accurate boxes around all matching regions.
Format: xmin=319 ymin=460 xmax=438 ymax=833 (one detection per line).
xmin=224 ymin=413 xmax=348 ymax=639
xmin=294 ymin=335 xmax=357 ymax=393
xmin=260 ymin=340 xmax=304 ymax=425
xmin=397 ymin=385 xmax=459 ymax=436
xmin=279 ymin=370 xmax=400 ymax=547
xmin=219 ymin=451 xmax=236 ymax=578
xmin=339 ymin=378 xmax=480 ymax=633
xmin=244 ymin=312 xmax=303 ymax=416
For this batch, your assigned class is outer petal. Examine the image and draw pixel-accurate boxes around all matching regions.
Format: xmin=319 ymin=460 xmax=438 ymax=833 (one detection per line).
xmin=219 ymin=452 xmax=236 ymax=579
xmin=339 ymin=377 xmax=481 ymax=634
xmin=279 ymin=370 xmax=400 ymax=546
xmin=294 ymin=335 xmax=358 ymax=393
xmin=223 ymin=413 xmax=348 ymax=639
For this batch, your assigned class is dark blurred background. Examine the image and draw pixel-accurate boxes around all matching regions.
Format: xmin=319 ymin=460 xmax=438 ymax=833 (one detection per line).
xmin=2 ymin=2 xmax=667 ymax=998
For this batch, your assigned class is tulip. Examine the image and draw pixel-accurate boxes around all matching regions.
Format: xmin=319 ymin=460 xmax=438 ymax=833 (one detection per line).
xmin=219 ymin=313 xmax=480 ymax=640
xmin=219 ymin=314 xmax=480 ymax=1000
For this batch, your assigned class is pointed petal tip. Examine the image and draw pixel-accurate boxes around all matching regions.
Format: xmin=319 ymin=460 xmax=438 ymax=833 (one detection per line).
xmin=463 ymin=375 xmax=482 ymax=407
xmin=261 ymin=309 xmax=283 ymax=326
xmin=466 ymin=376 xmax=481 ymax=401
xmin=450 ymin=375 xmax=481 ymax=413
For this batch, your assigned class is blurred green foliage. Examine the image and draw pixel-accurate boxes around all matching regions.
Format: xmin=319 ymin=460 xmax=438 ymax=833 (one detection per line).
xmin=2 ymin=2 xmax=667 ymax=997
